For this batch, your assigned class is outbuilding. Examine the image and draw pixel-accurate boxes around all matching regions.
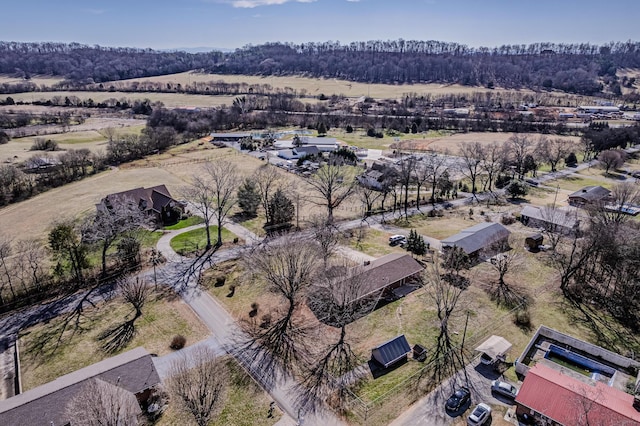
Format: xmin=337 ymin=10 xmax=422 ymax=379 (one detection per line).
xmin=371 ymin=335 xmax=412 ymax=368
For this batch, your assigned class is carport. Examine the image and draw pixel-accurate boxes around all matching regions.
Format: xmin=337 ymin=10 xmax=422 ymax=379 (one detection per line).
xmin=475 ymin=335 xmax=512 ymax=364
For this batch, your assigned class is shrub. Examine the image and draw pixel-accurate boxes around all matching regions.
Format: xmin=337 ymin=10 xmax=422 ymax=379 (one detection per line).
xmin=501 ymin=214 xmax=516 ymax=225
xmin=233 ymin=237 xmax=239 ymax=244
xmin=513 ymin=309 xmax=531 ymax=330
xmin=251 ymin=302 xmax=259 ymax=311
xmin=215 ymin=276 xmax=226 ymax=287
xmin=170 ymin=335 xmax=187 ymax=350
xmin=469 ymin=208 xmax=474 ymax=216
xmin=30 ymin=138 xmax=59 ymax=151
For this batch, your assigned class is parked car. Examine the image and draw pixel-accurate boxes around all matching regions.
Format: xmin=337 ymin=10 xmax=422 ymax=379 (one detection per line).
xmin=467 ymin=403 xmax=491 ymax=425
xmin=491 ymin=380 xmax=518 ymax=399
xmin=445 ymin=387 xmax=471 ymax=412
xmin=525 ymin=178 xmax=539 ymax=187
xmin=389 ymin=235 xmax=407 ymax=246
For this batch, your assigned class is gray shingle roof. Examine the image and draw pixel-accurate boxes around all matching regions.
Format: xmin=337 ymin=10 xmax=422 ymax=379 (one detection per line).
xmin=568 ymin=186 xmax=611 ymax=202
xmin=0 ymin=347 xmax=160 ymax=426
xmin=520 ymin=205 xmax=579 ymax=229
xmin=441 ymin=222 xmax=511 ymax=254
xmin=359 ymin=253 xmax=424 ymax=298
xmin=372 ymin=335 xmax=412 ymax=368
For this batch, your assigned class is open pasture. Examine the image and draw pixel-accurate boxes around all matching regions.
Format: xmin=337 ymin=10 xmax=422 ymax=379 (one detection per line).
xmin=108 ymin=71 xmax=536 ymax=100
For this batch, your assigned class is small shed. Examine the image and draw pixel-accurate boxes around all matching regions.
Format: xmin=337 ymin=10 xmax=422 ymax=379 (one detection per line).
xmin=412 ymin=344 xmax=427 ymax=362
xmin=475 ymin=335 xmax=512 ymax=364
xmin=371 ymin=335 xmax=412 ymax=368
xmin=525 ymin=234 xmax=543 ymax=251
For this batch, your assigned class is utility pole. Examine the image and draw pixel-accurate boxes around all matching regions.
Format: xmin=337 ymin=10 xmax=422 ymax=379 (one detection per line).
xmin=461 ymin=310 xmax=470 ymax=359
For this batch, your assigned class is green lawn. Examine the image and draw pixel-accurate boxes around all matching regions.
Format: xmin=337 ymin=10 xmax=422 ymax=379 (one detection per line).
xmin=164 ymin=215 xmax=204 ymax=230
xmin=156 ymin=358 xmax=282 ymax=426
xmin=19 ymin=288 xmax=209 ymax=390
xmin=170 ymin=226 xmax=238 ymax=255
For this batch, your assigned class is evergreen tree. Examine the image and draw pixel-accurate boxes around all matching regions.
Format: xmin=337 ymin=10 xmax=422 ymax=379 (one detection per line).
xmin=237 ymin=178 xmax=261 ymax=218
xmin=565 ymin=152 xmax=578 ymax=167
xmin=266 ymin=189 xmax=294 ymax=232
xmin=406 ymin=229 xmax=428 ymax=257
xmin=317 ymin=122 xmax=328 ymax=136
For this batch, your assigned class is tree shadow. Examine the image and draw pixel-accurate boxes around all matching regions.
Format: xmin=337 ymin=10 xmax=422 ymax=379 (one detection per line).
xmin=98 ymin=318 xmax=137 ymax=354
xmin=488 ymin=280 xmax=530 ymax=310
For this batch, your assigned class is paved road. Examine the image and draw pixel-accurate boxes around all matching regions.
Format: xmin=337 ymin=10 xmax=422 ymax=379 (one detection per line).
xmin=389 ymin=360 xmax=518 ymax=426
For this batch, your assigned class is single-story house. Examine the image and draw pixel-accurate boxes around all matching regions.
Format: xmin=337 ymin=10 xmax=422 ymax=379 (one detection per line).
xmin=520 ymin=205 xmax=580 ymax=234
xmin=0 ymin=347 xmax=161 ymax=426
xmin=277 ymin=146 xmax=322 ymax=160
xmin=568 ymin=186 xmax=612 ymax=207
xmin=298 ymin=136 xmax=340 ymax=152
xmin=97 ymin=184 xmax=182 ymax=225
xmin=357 ymin=169 xmax=385 ymax=190
xmin=515 ymin=363 xmax=640 ymax=426
xmin=441 ymin=222 xmax=511 ymax=257
xmin=356 ymin=253 xmax=424 ymax=301
xmin=371 ymin=335 xmax=412 ymax=368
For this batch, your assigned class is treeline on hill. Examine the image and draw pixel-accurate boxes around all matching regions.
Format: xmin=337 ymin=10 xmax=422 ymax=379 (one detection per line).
xmin=2 ymin=40 xmax=640 ymax=97
xmin=212 ymin=40 xmax=640 ymax=96
xmin=0 ymin=41 xmax=223 ymax=82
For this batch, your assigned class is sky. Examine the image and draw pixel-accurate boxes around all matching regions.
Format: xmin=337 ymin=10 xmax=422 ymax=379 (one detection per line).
xmin=2 ymin=0 xmax=640 ymax=51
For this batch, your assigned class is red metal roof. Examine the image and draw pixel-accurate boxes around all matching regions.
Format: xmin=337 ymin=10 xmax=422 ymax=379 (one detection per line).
xmin=516 ymin=363 xmax=640 ymax=425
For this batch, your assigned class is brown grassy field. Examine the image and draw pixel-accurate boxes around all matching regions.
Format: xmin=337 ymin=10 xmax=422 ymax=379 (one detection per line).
xmin=0 ymin=143 xmax=365 ymax=241
xmin=7 ymin=91 xmax=240 ymax=108
xmin=0 ymin=75 xmax=65 ymax=86
xmin=391 ymin=132 xmax=583 ymax=155
xmin=19 ymin=287 xmax=209 ymax=390
xmin=108 ymin=71 xmax=537 ymax=100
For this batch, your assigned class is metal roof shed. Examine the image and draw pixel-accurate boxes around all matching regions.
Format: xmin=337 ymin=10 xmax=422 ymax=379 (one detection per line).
xmin=372 ymin=335 xmax=412 ymax=368
xmin=475 ymin=335 xmax=512 ymax=362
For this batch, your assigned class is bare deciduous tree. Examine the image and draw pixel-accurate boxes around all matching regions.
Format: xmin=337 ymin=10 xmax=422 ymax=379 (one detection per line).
xmin=458 ymin=142 xmax=484 ymax=196
xmin=206 ymin=160 xmax=240 ymax=247
xmin=307 ymin=164 xmax=355 ymax=223
xmin=253 ymin=164 xmax=284 ymax=225
xmin=397 ymin=154 xmax=417 ymax=218
xmin=298 ymin=262 xmax=376 ymax=412
xmin=480 ymin=142 xmax=506 ymax=192
xmin=423 ymin=153 xmax=450 ymax=203
xmin=485 ymin=240 xmax=527 ymax=308
xmin=183 ymin=160 xmax=240 ymax=249
xmin=241 ymin=238 xmax=320 ymax=373
xmin=537 ymin=137 xmax=572 ymax=172
xmin=83 ymin=199 xmax=147 ymax=276
xmin=99 ymin=277 xmax=150 ymax=353
xmin=168 ymin=347 xmax=228 ymax=426
xmin=356 ymin=185 xmax=381 ymax=218
xmin=310 ymin=216 xmax=340 ymax=267
xmin=422 ymin=263 xmax=468 ymax=384
xmin=0 ymin=238 xmax=16 ymax=303
xmin=508 ymin=135 xmax=533 ymax=179
xmin=65 ymin=378 xmax=142 ymax=426
xmin=598 ymin=149 xmax=626 ymax=174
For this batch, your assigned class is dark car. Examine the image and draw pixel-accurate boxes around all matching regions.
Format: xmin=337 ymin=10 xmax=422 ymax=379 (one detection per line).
xmin=445 ymin=387 xmax=471 ymax=412
xmin=491 ymin=380 xmax=518 ymax=399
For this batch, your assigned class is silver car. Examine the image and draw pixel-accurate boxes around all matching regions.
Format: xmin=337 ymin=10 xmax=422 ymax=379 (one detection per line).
xmin=467 ymin=403 xmax=491 ymax=425
xmin=491 ymin=380 xmax=518 ymax=399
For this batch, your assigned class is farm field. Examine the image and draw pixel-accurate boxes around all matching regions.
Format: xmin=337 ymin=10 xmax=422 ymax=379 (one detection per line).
xmin=108 ymin=71 xmax=537 ymax=99
xmin=0 ymin=75 xmax=65 ymax=86
xmin=391 ymin=131 xmax=583 ymax=154
xmin=7 ymin=91 xmax=240 ymax=109
xmin=0 ymin=143 xmax=366 ymax=241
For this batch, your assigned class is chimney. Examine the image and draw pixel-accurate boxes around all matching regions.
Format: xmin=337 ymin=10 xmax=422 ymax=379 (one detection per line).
xmin=363 ymin=260 xmax=370 ymax=266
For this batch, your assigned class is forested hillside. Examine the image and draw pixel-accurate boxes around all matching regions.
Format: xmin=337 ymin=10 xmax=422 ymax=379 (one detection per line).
xmin=214 ymin=40 xmax=640 ymax=95
xmin=2 ymin=40 xmax=640 ymax=96
xmin=0 ymin=42 xmax=223 ymax=82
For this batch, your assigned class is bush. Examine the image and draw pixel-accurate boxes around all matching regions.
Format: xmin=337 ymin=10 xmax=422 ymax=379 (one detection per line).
xmin=501 ymin=214 xmax=516 ymax=225
xmin=513 ymin=309 xmax=532 ymax=330
xmin=215 ymin=276 xmax=226 ymax=287
xmin=30 ymin=138 xmax=59 ymax=151
xmin=170 ymin=335 xmax=187 ymax=350
xmin=233 ymin=237 xmax=239 ymax=244
xmin=260 ymin=314 xmax=272 ymax=329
